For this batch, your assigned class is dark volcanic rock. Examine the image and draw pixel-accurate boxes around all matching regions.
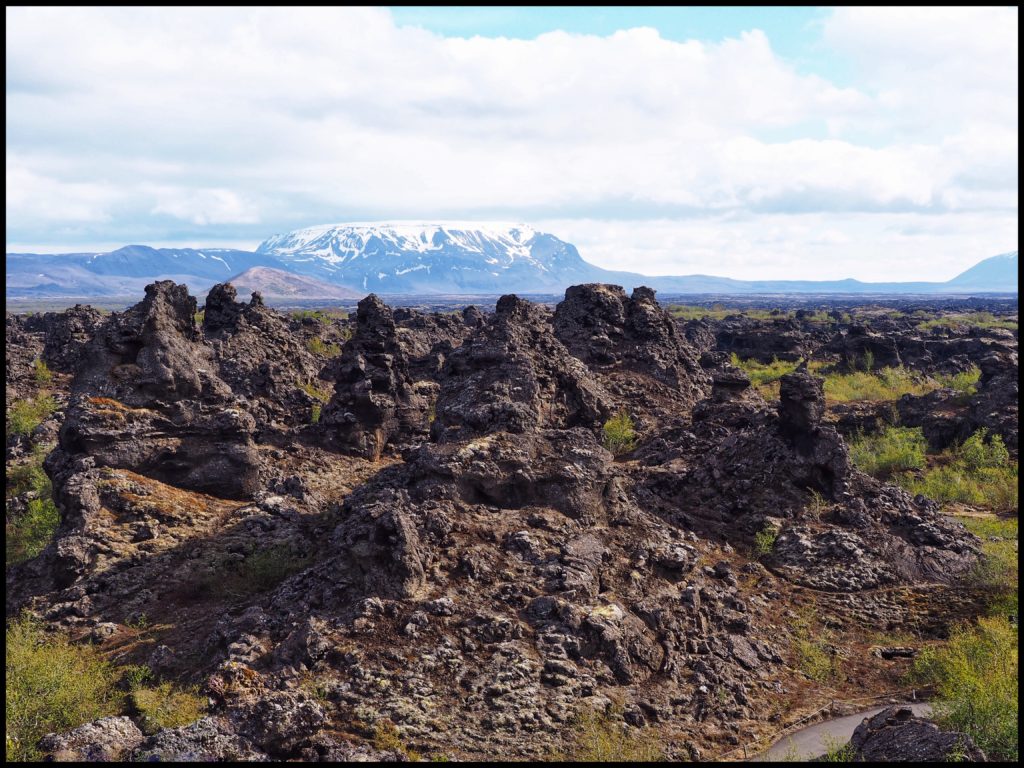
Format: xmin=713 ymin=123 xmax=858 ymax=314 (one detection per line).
xmin=432 ymin=294 xmax=612 ymax=442
xmin=203 ymin=283 xmax=324 ymax=432
xmin=54 ymin=281 xmax=260 ymax=499
xmin=840 ymin=706 xmax=986 ymax=762
xmin=320 ymin=294 xmax=428 ymax=458
xmin=24 ymin=304 xmax=106 ymax=373
xmin=9 ymin=290 xmax=1004 ymax=763
xmin=553 ymin=284 xmax=709 ymax=402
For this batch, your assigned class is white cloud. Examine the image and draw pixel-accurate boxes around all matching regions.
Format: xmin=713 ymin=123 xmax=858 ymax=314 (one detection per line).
xmin=4 ymin=6 xmax=1018 ymax=279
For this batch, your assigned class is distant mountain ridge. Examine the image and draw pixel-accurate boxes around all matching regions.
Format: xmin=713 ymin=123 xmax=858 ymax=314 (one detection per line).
xmin=5 ymin=225 xmax=1018 ymax=299
xmin=226 ymin=267 xmax=363 ymax=300
xmin=256 ymin=222 xmax=628 ymax=293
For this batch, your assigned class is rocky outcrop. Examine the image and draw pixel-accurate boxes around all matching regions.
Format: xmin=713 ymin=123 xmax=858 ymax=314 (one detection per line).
xmin=712 ymin=314 xmax=819 ymax=363
xmin=39 ymin=716 xmax=146 ymax=762
xmin=839 ymin=706 xmax=986 ymax=762
xmin=24 ymin=304 xmax=106 ymax=373
xmin=203 ymin=283 xmax=324 ymax=432
xmin=825 ymin=324 xmax=902 ymax=371
xmin=638 ymin=366 xmax=978 ymax=591
xmin=553 ymin=284 xmax=709 ymax=403
xmin=432 ymin=294 xmax=612 ymax=442
xmin=320 ymin=294 xmax=428 ymax=459
xmin=53 ymin=282 xmax=260 ymax=499
xmin=8 ymin=290 xmax=1004 ymax=763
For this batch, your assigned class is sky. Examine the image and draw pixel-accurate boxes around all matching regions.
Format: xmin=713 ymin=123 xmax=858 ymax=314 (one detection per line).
xmin=5 ymin=6 xmax=1018 ymax=281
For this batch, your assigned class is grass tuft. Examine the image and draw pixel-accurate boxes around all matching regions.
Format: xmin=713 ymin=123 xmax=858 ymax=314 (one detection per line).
xmin=130 ymin=682 xmax=205 ymax=735
xmin=5 ymin=615 xmax=119 ymax=762
xmin=602 ymin=410 xmax=637 ymax=456
xmin=913 ymin=616 xmax=1017 ymax=761
xmin=6 ymin=393 xmax=58 ymax=438
xmin=848 ymin=426 xmax=927 ymax=478
xmin=560 ymin=708 xmax=665 ymax=762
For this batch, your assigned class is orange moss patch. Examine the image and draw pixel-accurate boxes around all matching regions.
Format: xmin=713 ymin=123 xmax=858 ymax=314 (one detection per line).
xmin=88 ymin=396 xmax=128 ymax=409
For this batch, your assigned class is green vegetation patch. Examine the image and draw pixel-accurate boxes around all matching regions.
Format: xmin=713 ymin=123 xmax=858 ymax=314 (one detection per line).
xmin=917 ymin=312 xmax=1018 ymax=332
xmin=306 ymin=337 xmax=342 ymax=357
xmin=6 ymin=497 xmax=60 ymax=567
xmin=560 ymin=708 xmax=665 ymax=762
xmin=602 ymin=410 xmax=637 ymax=456
xmin=848 ymin=426 xmax=927 ymax=478
xmin=33 ymin=358 xmax=53 ymax=386
xmin=6 ymin=443 xmax=52 ymax=499
xmin=6 ymin=615 xmax=120 ymax=762
xmin=790 ymin=608 xmax=841 ymax=684
xmin=753 ymin=523 xmax=778 ymax=558
xmin=935 ymin=366 xmax=981 ymax=398
xmin=902 ymin=430 xmax=1017 ymax=512
xmin=914 ymin=616 xmax=1018 ymax=762
xmin=960 ymin=515 xmax=1018 ymax=619
xmin=822 ymin=365 xmax=938 ymax=403
xmin=6 ymin=392 xmax=58 ymax=438
xmin=668 ymin=303 xmax=788 ymax=321
xmin=130 ymin=682 xmax=206 ymax=735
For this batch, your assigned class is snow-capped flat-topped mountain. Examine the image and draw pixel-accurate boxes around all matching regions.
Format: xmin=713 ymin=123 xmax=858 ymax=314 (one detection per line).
xmin=256 ymin=222 xmax=625 ymax=293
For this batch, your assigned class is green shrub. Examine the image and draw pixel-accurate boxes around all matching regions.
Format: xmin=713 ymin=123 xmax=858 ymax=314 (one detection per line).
xmin=602 ymin=410 xmax=636 ymax=456
xmin=6 ymin=443 xmax=52 ymax=499
xmin=818 ymin=735 xmax=857 ymax=762
xmin=193 ymin=309 xmax=205 ymax=326
xmin=960 ymin=515 xmax=1018 ymax=618
xmin=894 ymin=430 xmax=1017 ymax=512
xmin=33 ymin=358 xmax=53 ymax=385
xmin=130 ymin=682 xmax=205 ymax=735
xmin=935 ymin=366 xmax=981 ymax=397
xmin=822 ymin=366 xmax=936 ymax=403
xmin=298 ymin=380 xmax=332 ymax=404
xmin=306 ymin=337 xmax=342 ymax=357
xmin=790 ymin=609 xmax=841 ymax=684
xmin=914 ymin=617 xmax=1017 ymax=761
xmin=6 ymin=615 xmax=120 ymax=762
xmin=848 ymin=426 xmax=927 ymax=478
xmin=6 ymin=393 xmax=58 ymax=437
xmin=902 ymin=464 xmax=1017 ymax=511
xmin=754 ymin=524 xmax=778 ymax=558
xmin=561 ymin=709 xmax=665 ymax=762
xmin=6 ymin=497 xmax=61 ymax=567
xmin=311 ymin=404 xmax=322 ymax=424
xmin=957 ymin=429 xmax=1010 ymax=472
xmin=373 ymin=721 xmax=422 ymax=761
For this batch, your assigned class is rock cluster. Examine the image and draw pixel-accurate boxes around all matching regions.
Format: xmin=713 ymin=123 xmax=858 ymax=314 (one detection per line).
xmin=5 ymin=284 xmax=1001 ymax=762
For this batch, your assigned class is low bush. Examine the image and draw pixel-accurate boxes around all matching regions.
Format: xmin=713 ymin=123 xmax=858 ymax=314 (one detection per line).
xmin=753 ymin=524 xmax=778 ymax=558
xmin=33 ymin=358 xmax=53 ymax=385
xmin=561 ymin=708 xmax=665 ymax=762
xmin=6 ymin=615 xmax=119 ymax=762
xmin=848 ymin=426 xmax=927 ymax=478
xmin=130 ymin=682 xmax=205 ymax=735
xmin=896 ymin=430 xmax=1017 ymax=512
xmin=306 ymin=337 xmax=342 ymax=357
xmin=373 ymin=720 xmax=421 ymax=761
xmin=914 ymin=616 xmax=1017 ymax=761
xmin=960 ymin=515 xmax=1018 ymax=619
xmin=822 ymin=366 xmax=935 ymax=403
xmin=6 ymin=443 xmax=52 ymax=499
xmin=6 ymin=497 xmax=61 ymax=567
xmin=6 ymin=393 xmax=59 ymax=437
xmin=602 ymin=411 xmax=636 ymax=456
xmin=935 ymin=366 xmax=981 ymax=397
xmin=790 ymin=609 xmax=841 ymax=684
